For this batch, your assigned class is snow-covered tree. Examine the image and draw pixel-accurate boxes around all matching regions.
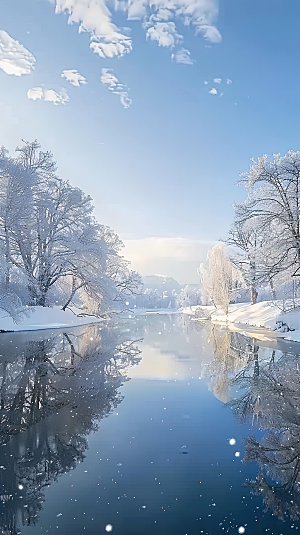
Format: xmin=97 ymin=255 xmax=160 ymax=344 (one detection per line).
xmin=227 ymin=205 xmax=264 ymax=304
xmin=198 ymin=243 xmax=244 ymax=314
xmin=176 ymin=284 xmax=202 ymax=308
xmin=0 ymin=140 xmax=141 ymax=317
xmin=239 ymin=151 xmax=300 ymax=278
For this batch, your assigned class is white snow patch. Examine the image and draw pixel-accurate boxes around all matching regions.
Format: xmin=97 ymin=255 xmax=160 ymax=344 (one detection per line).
xmin=0 ymin=306 xmax=102 ymax=332
xmin=182 ymin=301 xmax=300 ymax=343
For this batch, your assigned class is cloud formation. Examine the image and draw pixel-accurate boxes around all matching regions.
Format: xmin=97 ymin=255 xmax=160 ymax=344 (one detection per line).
xmin=0 ymin=30 xmax=35 ymax=76
xmin=205 ymin=77 xmax=233 ymax=97
xmin=49 ymin=0 xmax=221 ymax=60
xmin=61 ymin=69 xmax=87 ymax=86
xmin=145 ymin=21 xmax=182 ymax=47
xmin=27 ymin=87 xmax=70 ymax=105
xmin=197 ymin=24 xmax=222 ymax=43
xmin=51 ymin=0 xmax=132 ymax=58
xmin=101 ymin=68 xmax=132 ymax=109
xmin=171 ymin=48 xmax=194 ymax=65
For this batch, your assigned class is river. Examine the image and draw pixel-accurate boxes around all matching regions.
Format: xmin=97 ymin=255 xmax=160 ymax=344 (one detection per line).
xmin=0 ymin=313 xmax=299 ymax=535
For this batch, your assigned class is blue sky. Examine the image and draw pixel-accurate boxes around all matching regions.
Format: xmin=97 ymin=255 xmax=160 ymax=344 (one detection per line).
xmin=0 ymin=0 xmax=299 ymax=282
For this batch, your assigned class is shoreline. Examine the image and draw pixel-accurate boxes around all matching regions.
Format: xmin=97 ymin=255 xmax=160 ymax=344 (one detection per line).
xmin=182 ymin=302 xmax=300 ymax=344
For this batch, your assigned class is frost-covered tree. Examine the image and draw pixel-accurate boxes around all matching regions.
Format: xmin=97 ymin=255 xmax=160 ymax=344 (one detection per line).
xmin=239 ymin=151 xmax=300 ymax=278
xmin=227 ymin=205 xmax=265 ymax=304
xmin=0 ymin=152 xmax=36 ymax=291
xmin=0 ymin=140 xmax=141 ymax=317
xmin=176 ymin=284 xmax=202 ymax=308
xmin=198 ymin=243 xmax=244 ymax=314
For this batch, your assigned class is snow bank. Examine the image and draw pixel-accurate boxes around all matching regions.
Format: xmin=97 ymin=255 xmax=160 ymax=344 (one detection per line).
xmin=182 ymin=302 xmax=300 ymax=343
xmin=0 ymin=306 xmax=102 ymax=332
xmin=182 ymin=302 xmax=280 ymax=328
xmin=211 ymin=301 xmax=280 ymax=329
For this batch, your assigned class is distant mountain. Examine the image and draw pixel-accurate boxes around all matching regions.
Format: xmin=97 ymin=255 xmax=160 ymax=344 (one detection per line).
xmin=142 ymin=275 xmax=182 ymax=294
xmin=182 ymin=283 xmax=201 ymax=291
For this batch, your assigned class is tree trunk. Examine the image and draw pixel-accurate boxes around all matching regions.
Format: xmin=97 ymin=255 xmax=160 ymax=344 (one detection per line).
xmin=28 ymin=284 xmax=38 ymax=306
xmin=269 ymin=278 xmax=277 ymax=302
xmin=62 ymin=293 xmax=75 ymax=311
xmin=62 ymin=278 xmax=83 ymax=311
xmin=251 ymin=285 xmax=258 ymax=305
xmin=29 ymin=286 xmax=47 ymax=307
xmin=293 ymin=278 xmax=296 ymax=309
xmin=4 ymin=235 xmax=11 ymax=291
xmin=38 ymin=293 xmax=47 ymax=307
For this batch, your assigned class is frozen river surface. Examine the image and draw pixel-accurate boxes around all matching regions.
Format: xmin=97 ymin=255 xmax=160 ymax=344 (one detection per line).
xmin=0 ymin=313 xmax=299 ymax=535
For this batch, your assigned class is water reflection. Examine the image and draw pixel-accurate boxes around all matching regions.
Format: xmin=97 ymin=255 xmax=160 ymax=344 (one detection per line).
xmin=205 ymin=322 xmax=300 ymax=522
xmin=123 ymin=313 xmax=211 ymax=380
xmin=0 ymin=324 xmax=141 ymax=534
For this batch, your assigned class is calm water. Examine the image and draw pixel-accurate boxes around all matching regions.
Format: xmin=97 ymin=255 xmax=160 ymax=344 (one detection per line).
xmin=0 ymin=314 xmax=300 ymax=535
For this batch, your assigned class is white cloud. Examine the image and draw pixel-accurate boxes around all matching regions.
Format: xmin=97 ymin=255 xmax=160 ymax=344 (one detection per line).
xmin=172 ymin=48 xmax=194 ymax=65
xmin=145 ymin=22 xmax=182 ymax=47
xmin=101 ymin=69 xmax=119 ymax=89
xmin=61 ymin=69 xmax=87 ymax=86
xmin=51 ymin=0 xmax=132 ymax=58
xmin=0 ymin=30 xmax=35 ymax=76
xmin=27 ymin=87 xmax=69 ymax=105
xmin=127 ymin=0 xmax=148 ymax=19
xmin=198 ymin=25 xmax=222 ymax=43
xmin=209 ymin=87 xmax=217 ymax=95
xmin=27 ymin=87 xmax=43 ymax=100
xmin=122 ymin=237 xmax=217 ymax=284
xmin=213 ymin=77 xmax=222 ymax=84
xmin=227 ymin=78 xmax=233 ymax=84
xmin=49 ymin=0 xmax=221 ymax=60
xmin=90 ymin=34 xmax=132 ymax=58
xmin=204 ymin=80 xmax=209 ymax=85
xmin=101 ymin=68 xmax=131 ymax=109
xmin=119 ymin=93 xmax=132 ymax=108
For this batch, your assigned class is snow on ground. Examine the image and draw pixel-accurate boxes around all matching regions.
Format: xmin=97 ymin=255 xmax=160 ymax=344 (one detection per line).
xmin=0 ymin=306 xmax=102 ymax=332
xmin=211 ymin=301 xmax=280 ymax=329
xmin=182 ymin=302 xmax=300 ymax=343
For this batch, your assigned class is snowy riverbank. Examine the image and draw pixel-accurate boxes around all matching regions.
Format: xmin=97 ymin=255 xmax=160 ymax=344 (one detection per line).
xmin=182 ymin=301 xmax=300 ymax=343
xmin=0 ymin=306 xmax=103 ymax=332
xmin=0 ymin=306 xmax=180 ymax=333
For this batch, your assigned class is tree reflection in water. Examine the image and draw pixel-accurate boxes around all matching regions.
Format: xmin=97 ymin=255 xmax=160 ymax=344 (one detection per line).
xmin=206 ymin=323 xmax=300 ymax=521
xmin=0 ymin=324 xmax=141 ymax=534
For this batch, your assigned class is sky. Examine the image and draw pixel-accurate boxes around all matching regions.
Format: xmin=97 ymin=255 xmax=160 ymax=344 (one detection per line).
xmin=0 ymin=0 xmax=299 ymax=283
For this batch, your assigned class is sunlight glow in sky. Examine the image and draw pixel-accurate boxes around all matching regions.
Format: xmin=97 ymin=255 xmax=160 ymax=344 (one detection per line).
xmin=0 ymin=0 xmax=298 ymax=282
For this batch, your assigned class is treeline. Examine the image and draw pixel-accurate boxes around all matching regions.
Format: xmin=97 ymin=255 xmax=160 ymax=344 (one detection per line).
xmin=125 ymin=285 xmax=202 ymax=310
xmin=0 ymin=140 xmax=141 ymax=319
xmin=200 ymin=150 xmax=300 ymax=311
